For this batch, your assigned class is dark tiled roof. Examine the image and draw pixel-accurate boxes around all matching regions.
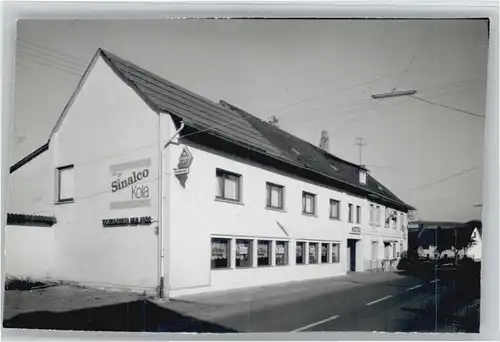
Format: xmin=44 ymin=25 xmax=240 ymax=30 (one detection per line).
xmin=219 ymin=101 xmax=409 ymax=207
xmin=99 ymin=50 xmax=284 ymax=158
xmin=11 ymin=48 xmax=414 ymax=212
xmin=99 ymin=49 xmax=413 ymax=211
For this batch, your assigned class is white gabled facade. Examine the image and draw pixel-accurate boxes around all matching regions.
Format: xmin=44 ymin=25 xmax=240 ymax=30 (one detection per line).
xmin=6 ymin=51 xmax=410 ymax=298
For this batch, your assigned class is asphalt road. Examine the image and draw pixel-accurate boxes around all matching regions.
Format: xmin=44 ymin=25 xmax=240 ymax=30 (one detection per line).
xmin=4 ymin=270 xmax=478 ymax=333
xmin=203 ymin=274 xmax=452 ymax=333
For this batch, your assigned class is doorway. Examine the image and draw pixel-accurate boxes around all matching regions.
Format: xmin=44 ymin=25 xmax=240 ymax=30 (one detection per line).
xmin=347 ymin=239 xmax=358 ymax=272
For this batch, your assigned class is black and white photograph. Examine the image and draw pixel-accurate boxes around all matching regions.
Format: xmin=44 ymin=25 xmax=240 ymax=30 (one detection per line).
xmin=2 ymin=18 xmax=489 ymax=334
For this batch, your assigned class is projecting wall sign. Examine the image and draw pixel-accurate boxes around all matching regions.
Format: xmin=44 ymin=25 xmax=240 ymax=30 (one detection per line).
xmin=174 ymin=146 xmax=193 ymax=176
xmin=109 ymin=158 xmax=151 ymax=210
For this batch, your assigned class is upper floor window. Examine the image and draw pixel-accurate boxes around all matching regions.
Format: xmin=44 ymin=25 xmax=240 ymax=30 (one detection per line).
xmin=302 ymin=192 xmax=316 ymax=215
xmin=359 ymin=170 xmax=367 ymax=184
xmin=330 ymin=199 xmax=341 ymax=220
xmin=56 ymin=165 xmax=74 ymax=203
xmin=370 ymin=204 xmax=381 ymax=225
xmin=266 ymin=182 xmax=284 ymax=210
xmin=348 ymin=203 xmax=354 ymax=222
xmin=216 ymin=169 xmax=241 ymax=202
xmin=356 ymin=205 xmax=361 ymax=224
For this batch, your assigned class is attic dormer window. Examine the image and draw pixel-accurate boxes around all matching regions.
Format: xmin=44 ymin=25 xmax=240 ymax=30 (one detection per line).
xmin=359 ymin=170 xmax=367 ymax=184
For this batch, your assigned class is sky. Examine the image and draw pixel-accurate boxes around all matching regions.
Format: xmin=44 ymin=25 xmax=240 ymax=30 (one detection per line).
xmin=11 ymin=19 xmax=489 ymax=222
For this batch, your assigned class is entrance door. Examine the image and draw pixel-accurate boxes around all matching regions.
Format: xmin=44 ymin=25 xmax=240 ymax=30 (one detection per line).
xmin=347 ymin=239 xmax=357 ymax=272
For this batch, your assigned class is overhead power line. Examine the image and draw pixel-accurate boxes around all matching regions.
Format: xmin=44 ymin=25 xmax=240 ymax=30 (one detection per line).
xmin=17 ymin=54 xmax=84 ymax=77
xmin=265 ymin=44 xmax=488 ymax=115
xmin=279 ymin=76 xmax=485 ymax=124
xmin=392 ymin=22 xmax=435 ymax=92
xmin=17 ymin=43 xmax=88 ymax=71
xmin=281 ymin=80 xmax=484 ymax=130
xmin=17 ymin=50 xmax=86 ymax=74
xmin=17 ymin=40 xmax=89 ymax=66
xmin=406 ymin=165 xmax=482 ymax=193
xmin=409 ymin=95 xmax=484 ymax=119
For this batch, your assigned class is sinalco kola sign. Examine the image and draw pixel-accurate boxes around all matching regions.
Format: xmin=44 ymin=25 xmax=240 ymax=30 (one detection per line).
xmin=174 ymin=146 xmax=193 ymax=176
xmin=109 ymin=158 xmax=151 ymax=210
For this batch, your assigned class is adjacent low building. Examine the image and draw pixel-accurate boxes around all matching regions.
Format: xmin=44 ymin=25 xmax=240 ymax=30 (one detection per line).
xmin=407 ymin=220 xmax=482 ymax=262
xmin=6 ymin=49 xmax=414 ymax=298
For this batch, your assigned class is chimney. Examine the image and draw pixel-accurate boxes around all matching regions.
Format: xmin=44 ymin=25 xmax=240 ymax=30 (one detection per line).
xmin=319 ymin=130 xmax=329 ymax=152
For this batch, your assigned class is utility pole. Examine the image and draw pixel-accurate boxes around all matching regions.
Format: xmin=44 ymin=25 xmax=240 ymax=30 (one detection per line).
xmin=355 ymin=137 xmax=367 ymax=166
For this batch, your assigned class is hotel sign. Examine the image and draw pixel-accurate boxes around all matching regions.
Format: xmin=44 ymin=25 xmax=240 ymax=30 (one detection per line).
xmin=351 ymin=226 xmax=362 ymax=234
xmin=109 ymin=158 xmax=151 ymax=210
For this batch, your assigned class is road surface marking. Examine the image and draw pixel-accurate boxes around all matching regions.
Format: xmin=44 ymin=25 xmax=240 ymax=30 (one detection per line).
xmin=291 ymin=315 xmax=340 ymax=332
xmin=406 ymin=284 xmax=423 ymax=291
xmin=430 ymin=279 xmax=440 ymax=284
xmin=366 ymin=295 xmax=393 ymax=306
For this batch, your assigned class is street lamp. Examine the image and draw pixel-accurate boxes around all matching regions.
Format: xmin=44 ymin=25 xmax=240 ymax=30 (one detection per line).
xmin=371 ymin=89 xmax=417 ymax=99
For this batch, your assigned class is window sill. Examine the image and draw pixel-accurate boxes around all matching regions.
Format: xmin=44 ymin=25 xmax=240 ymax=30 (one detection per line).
xmin=265 ymin=206 xmax=286 ymax=213
xmin=215 ymin=197 xmax=244 ymax=205
xmin=55 ymin=200 xmax=74 ymax=205
xmin=211 ymin=267 xmax=232 ymax=271
xmin=330 ymin=217 xmax=341 ymax=221
xmin=302 ymin=212 xmax=318 ymax=218
xmin=235 ymin=266 xmax=254 ymax=270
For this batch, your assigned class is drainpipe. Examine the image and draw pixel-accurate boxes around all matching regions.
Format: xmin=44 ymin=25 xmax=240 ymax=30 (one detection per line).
xmin=158 ymin=116 xmax=185 ymax=299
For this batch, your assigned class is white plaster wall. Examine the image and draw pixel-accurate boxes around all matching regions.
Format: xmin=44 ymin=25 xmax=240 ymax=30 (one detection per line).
xmin=50 ymin=56 xmax=160 ymax=290
xmin=4 ymin=224 xmax=55 ymax=280
xmin=7 ymin=147 xmax=55 ymax=217
xmin=166 ymin=141 xmax=352 ymax=295
xmin=165 ymin=132 xmax=408 ymax=296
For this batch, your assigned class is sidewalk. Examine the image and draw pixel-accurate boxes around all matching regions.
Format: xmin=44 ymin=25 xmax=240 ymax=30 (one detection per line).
xmin=3 ymin=271 xmax=406 ymax=327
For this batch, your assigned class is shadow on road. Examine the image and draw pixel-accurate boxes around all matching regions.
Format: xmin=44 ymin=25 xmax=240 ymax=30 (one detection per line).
xmin=396 ymin=259 xmax=480 ymax=333
xmin=3 ymin=299 xmax=238 ymax=333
